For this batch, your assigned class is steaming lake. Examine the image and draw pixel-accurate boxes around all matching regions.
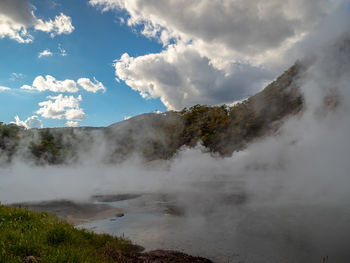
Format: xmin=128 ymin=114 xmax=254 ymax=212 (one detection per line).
xmin=79 ymin=192 xmax=350 ymax=263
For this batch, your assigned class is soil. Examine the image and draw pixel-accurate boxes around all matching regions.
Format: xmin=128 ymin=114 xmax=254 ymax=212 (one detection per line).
xmin=11 ymin=199 xmax=214 ymax=263
xmin=91 ymin=194 xmax=141 ymax=202
xmin=10 ymin=199 xmax=125 ymax=225
xmin=107 ymin=249 xmax=213 ymax=263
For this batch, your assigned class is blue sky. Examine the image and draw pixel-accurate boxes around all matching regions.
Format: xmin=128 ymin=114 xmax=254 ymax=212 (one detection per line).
xmin=0 ymin=0 xmax=166 ymax=127
xmin=0 ymin=0 xmax=344 ymax=128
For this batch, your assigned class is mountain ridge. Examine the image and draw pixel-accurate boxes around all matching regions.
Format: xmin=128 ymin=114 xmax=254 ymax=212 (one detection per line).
xmin=0 ymin=63 xmax=304 ymax=165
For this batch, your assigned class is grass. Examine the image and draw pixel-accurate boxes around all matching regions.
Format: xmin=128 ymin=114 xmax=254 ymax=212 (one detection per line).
xmin=0 ymin=205 xmax=133 ymax=263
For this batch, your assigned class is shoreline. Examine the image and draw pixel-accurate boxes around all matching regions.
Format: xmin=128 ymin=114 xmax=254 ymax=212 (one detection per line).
xmin=10 ymin=199 xmax=125 ymax=225
xmin=9 ymin=196 xmax=216 ymax=262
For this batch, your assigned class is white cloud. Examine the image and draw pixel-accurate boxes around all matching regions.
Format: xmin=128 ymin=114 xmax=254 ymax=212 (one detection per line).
xmin=12 ymin=115 xmax=43 ymax=129
xmin=0 ymin=0 xmax=74 ymax=43
xmin=58 ymin=44 xmax=67 ymax=56
xmin=115 ymin=44 xmax=272 ymax=110
xmin=21 ymin=76 xmax=106 ymax=94
xmin=21 ymin=75 xmax=78 ymax=93
xmin=35 ymin=13 xmax=74 ymax=38
xmin=0 ymin=86 xmax=11 ymax=91
xmin=20 ymin=85 xmax=32 ymax=90
xmin=10 ymin=73 xmax=24 ymax=81
xmin=65 ymin=108 xmax=85 ymax=121
xmin=38 ymin=49 xmax=53 ymax=58
xmin=36 ymin=94 xmax=84 ymax=121
xmin=0 ymin=0 xmax=35 ymax=43
xmin=91 ymin=0 xmax=343 ymax=110
xmin=77 ymin=77 xmax=106 ymax=93
xmin=90 ymin=0 xmax=340 ymax=62
xmin=66 ymin=121 xmax=79 ymax=127
xmin=38 ymin=45 xmax=68 ymax=58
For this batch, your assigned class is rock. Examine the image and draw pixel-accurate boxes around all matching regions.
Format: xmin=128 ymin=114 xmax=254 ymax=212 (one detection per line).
xmin=24 ymin=256 xmax=41 ymax=263
xmin=122 ymin=250 xmax=213 ymax=263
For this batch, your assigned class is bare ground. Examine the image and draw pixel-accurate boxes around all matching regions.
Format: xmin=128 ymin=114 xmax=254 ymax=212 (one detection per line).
xmin=10 ymin=199 xmax=125 ymax=225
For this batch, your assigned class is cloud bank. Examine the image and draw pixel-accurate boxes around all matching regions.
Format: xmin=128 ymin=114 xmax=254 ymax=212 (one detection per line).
xmin=115 ymin=45 xmax=272 ymax=110
xmin=91 ymin=0 xmax=343 ymax=110
xmin=0 ymin=0 xmax=74 ymax=43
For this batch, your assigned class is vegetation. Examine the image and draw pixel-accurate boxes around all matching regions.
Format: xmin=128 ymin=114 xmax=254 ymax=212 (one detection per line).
xmin=29 ymin=129 xmax=63 ymax=164
xmin=0 ymin=205 xmax=133 ymax=263
xmin=179 ymin=63 xmax=303 ymax=155
xmin=0 ymin=64 xmax=304 ymax=164
xmin=0 ymin=123 xmax=23 ymax=162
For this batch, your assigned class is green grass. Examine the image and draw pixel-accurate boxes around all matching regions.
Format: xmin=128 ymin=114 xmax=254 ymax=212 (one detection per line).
xmin=0 ymin=205 xmax=132 ymax=263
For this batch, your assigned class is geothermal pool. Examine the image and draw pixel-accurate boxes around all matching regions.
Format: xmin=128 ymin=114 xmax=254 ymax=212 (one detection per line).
xmin=78 ymin=193 xmax=350 ymax=263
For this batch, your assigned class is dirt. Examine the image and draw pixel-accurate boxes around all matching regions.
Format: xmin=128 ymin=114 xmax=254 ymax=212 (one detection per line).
xmin=91 ymin=194 xmax=141 ymax=202
xmin=12 ymin=198 xmax=214 ymax=263
xmin=105 ymin=249 xmax=213 ymax=263
xmin=10 ymin=199 xmax=125 ymax=225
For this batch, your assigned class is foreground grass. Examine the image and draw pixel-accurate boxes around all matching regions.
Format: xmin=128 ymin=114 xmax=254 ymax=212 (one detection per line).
xmin=0 ymin=205 xmax=132 ymax=263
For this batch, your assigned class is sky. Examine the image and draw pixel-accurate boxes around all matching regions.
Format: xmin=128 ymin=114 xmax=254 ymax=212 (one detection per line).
xmin=0 ymin=0 xmax=346 ymax=128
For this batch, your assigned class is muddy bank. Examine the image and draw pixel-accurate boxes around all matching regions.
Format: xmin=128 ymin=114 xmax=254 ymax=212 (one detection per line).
xmin=108 ymin=249 xmax=212 ymax=263
xmin=10 ymin=199 xmax=125 ymax=225
xmin=91 ymin=194 xmax=141 ymax=202
xmin=10 ymin=197 xmax=214 ymax=263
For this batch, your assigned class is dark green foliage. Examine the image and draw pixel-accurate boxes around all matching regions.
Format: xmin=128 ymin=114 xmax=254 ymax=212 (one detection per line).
xmin=179 ymin=64 xmax=303 ymax=155
xmin=106 ymin=111 xmax=185 ymax=162
xmin=180 ymin=105 xmax=230 ymax=149
xmin=0 ymin=64 xmax=304 ymax=164
xmin=46 ymin=226 xmax=73 ymax=246
xmin=0 ymin=123 xmax=23 ymax=162
xmin=30 ymin=129 xmax=63 ymax=164
xmin=0 ymin=205 xmax=131 ymax=263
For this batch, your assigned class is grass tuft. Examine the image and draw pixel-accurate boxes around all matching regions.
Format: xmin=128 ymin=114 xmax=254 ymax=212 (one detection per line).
xmin=0 ymin=205 xmax=132 ymax=263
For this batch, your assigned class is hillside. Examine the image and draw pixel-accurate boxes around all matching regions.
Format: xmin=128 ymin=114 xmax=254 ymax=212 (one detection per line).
xmin=0 ymin=63 xmax=303 ymax=165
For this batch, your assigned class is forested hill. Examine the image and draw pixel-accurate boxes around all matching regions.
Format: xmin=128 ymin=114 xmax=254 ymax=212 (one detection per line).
xmin=0 ymin=63 xmax=303 ymax=165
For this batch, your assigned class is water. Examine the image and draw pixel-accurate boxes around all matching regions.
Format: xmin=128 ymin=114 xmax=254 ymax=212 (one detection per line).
xmin=80 ymin=193 xmax=350 ymax=263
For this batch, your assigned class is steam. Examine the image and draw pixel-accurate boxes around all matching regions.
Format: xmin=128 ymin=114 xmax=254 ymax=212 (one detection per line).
xmin=1 ymin=6 xmax=350 ymax=263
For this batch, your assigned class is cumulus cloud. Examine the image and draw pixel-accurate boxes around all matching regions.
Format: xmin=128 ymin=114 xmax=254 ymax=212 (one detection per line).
xmin=21 ymin=76 xmax=106 ymax=94
xmin=36 ymin=94 xmax=85 ymax=121
xmin=115 ymin=44 xmax=272 ymax=110
xmin=65 ymin=108 xmax=85 ymax=121
xmin=38 ymin=49 xmax=53 ymax=58
xmin=0 ymin=0 xmax=74 ymax=43
xmin=91 ymin=0 xmax=344 ymax=110
xmin=21 ymin=75 xmax=78 ymax=93
xmin=0 ymin=86 xmax=11 ymax=91
xmin=66 ymin=121 xmax=79 ymax=127
xmin=77 ymin=77 xmax=106 ymax=93
xmin=12 ymin=115 xmax=43 ymax=129
xmin=90 ymin=0 xmax=339 ymax=59
xmin=34 ymin=13 xmax=74 ymax=38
